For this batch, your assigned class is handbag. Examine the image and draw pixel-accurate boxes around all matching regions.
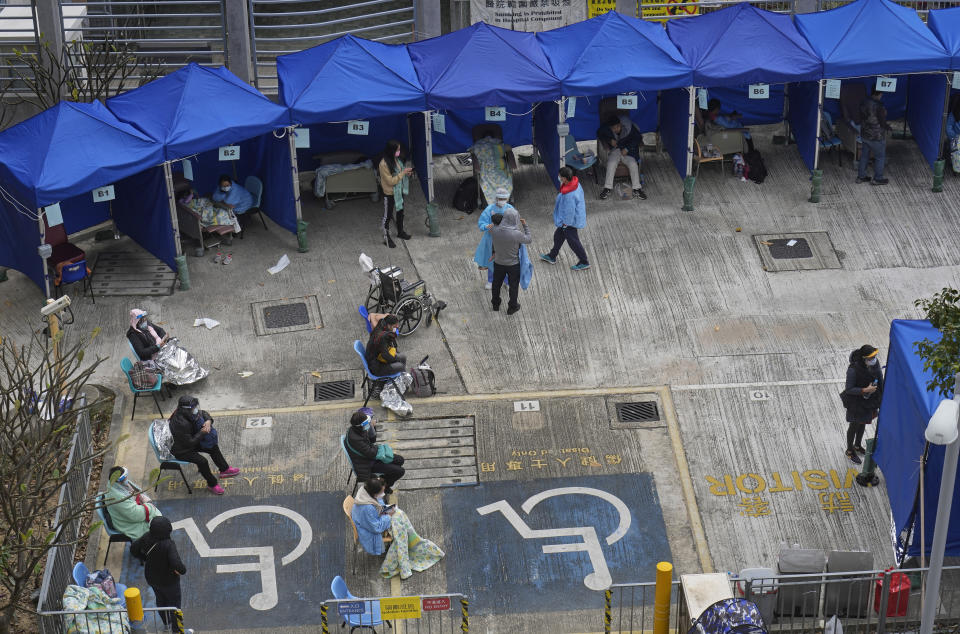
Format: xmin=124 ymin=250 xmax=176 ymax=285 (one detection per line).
xmin=130 ymin=361 xmax=158 ymax=389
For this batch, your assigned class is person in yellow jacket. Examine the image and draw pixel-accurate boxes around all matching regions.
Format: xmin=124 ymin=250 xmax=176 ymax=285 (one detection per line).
xmin=378 ymin=139 xmax=414 ymax=248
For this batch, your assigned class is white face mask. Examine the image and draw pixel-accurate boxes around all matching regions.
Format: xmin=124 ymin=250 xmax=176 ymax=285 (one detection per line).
xmin=191 ymin=406 xmax=200 ymax=415
xmin=222 ymin=185 xmax=231 ymax=193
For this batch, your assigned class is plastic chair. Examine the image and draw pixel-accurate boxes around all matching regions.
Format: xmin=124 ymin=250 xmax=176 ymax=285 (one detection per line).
xmin=121 ymin=357 xmax=163 ymax=420
xmin=352 ymin=340 xmax=403 ymax=407
xmin=126 ymin=338 xmax=140 ymax=361
xmin=819 ymin=110 xmax=843 ymax=167
xmin=341 ymin=434 xmax=361 ymax=495
xmin=72 ymin=560 xmax=127 ymax=596
xmin=693 ymin=137 xmax=725 ymax=177
xmin=148 ymin=420 xmax=193 ymax=494
xmin=358 ymin=306 xmax=372 ymax=334
xmin=331 ymin=575 xmax=392 ymax=633
xmin=563 ymin=134 xmax=598 ymax=184
xmin=95 ymin=493 xmax=132 ymax=564
xmin=54 ymin=258 xmax=94 ymax=304
xmin=243 ymin=175 xmax=268 ymax=231
xmin=43 ymin=210 xmax=85 ymax=269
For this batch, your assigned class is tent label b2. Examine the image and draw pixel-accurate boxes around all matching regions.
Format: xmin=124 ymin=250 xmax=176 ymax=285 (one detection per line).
xmin=876 ymin=76 xmax=897 ymax=93
xmin=485 ymin=106 xmax=506 ymax=122
xmin=92 ymin=185 xmax=115 ymax=202
xmin=617 ymin=94 xmax=638 ymax=110
xmin=347 ymin=120 xmax=369 ymax=136
xmin=749 ymin=84 xmax=769 ymax=100
xmin=219 ymin=145 xmax=240 ymax=161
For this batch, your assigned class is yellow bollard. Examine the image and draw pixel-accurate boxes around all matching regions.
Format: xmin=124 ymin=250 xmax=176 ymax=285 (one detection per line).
xmin=653 ymin=561 xmax=673 ymax=634
xmin=124 ymin=587 xmax=144 ymax=622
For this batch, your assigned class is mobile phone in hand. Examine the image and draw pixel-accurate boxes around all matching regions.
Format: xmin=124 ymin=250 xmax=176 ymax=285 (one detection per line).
xmin=380 ymin=504 xmax=396 ymax=514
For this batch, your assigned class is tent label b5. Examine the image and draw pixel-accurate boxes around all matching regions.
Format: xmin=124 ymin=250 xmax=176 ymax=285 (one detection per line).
xmin=617 ymin=94 xmax=638 ymax=110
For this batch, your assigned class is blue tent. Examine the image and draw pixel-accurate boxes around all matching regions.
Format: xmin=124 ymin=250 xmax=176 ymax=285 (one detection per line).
xmin=107 ymin=63 xmax=291 ymax=162
xmin=278 ymin=35 xmax=427 ymax=124
xmin=795 ymin=0 xmax=950 ymax=77
xmin=928 ymin=7 xmax=960 ymax=70
xmin=667 ymin=3 xmax=821 ymax=87
xmin=408 ymin=22 xmax=561 ymax=110
xmin=874 ymin=319 xmax=960 ymax=560
xmin=537 ymin=10 xmax=692 ymax=95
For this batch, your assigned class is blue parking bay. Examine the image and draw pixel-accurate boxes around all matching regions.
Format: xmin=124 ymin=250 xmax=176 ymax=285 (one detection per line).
xmin=442 ymin=474 xmax=671 ymax=615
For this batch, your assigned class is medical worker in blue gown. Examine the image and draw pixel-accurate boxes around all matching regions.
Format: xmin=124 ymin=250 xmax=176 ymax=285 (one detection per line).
xmin=472 ymin=187 xmax=532 ymax=292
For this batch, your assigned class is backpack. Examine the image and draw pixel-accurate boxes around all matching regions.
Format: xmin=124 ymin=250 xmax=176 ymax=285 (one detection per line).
xmin=453 ymin=177 xmax=477 ymax=213
xmin=409 ymin=357 xmax=436 ymax=397
xmin=744 ymin=150 xmax=767 ymax=184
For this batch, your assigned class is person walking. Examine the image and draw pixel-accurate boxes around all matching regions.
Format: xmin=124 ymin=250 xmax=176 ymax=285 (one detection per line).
xmin=130 ymin=516 xmax=192 ymax=633
xmin=841 ymin=344 xmax=884 ymax=464
xmin=857 ymin=89 xmax=889 ymax=185
xmin=540 ymin=166 xmax=589 ymax=271
xmin=378 ymin=139 xmax=414 ymax=248
xmin=489 ymin=207 xmax=531 ymax=315
xmin=168 ymin=396 xmax=240 ymax=495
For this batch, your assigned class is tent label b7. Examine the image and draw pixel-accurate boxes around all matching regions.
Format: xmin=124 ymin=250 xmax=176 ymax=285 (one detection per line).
xmin=876 ymin=76 xmax=897 ymax=92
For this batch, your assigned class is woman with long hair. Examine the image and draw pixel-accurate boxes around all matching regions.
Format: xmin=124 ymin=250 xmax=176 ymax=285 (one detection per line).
xmin=377 ymin=139 xmax=414 ymax=248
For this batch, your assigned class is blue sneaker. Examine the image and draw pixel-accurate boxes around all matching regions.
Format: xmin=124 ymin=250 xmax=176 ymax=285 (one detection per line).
xmin=539 ymin=254 xmax=557 ymax=264
xmin=571 ymin=263 xmax=591 ymax=271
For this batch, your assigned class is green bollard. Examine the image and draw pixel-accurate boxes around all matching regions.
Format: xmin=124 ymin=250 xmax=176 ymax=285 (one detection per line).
xmin=425 ymin=203 xmax=440 ymax=237
xmin=297 ymin=219 xmax=310 ymax=253
xmin=174 ymin=254 xmax=190 ymax=291
xmin=932 ymin=159 xmax=945 ymax=193
xmin=808 ymin=169 xmax=823 ymax=203
xmin=682 ymin=176 xmax=696 ymax=212
xmin=856 ymin=436 xmax=881 ymax=487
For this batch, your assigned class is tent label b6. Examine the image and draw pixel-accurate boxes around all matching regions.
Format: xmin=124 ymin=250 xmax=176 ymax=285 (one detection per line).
xmin=219 ymin=145 xmax=240 ymax=161
xmin=876 ymin=76 xmax=897 ymax=93
xmin=749 ymin=84 xmax=769 ymax=99
xmin=485 ymin=106 xmax=506 ymax=122
xmin=92 ymin=185 xmax=115 ymax=202
xmin=347 ymin=120 xmax=369 ymax=135
xmin=616 ymin=94 xmax=638 ymax=110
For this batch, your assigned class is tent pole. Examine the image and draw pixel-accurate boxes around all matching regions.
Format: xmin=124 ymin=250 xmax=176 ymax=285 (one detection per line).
xmin=287 ymin=126 xmax=308 ymax=253
xmin=682 ymin=87 xmax=696 ymax=212
xmin=809 ymin=80 xmax=825 ymax=203
xmin=920 ymin=442 xmax=926 ymax=610
xmin=933 ymin=73 xmax=951 ymax=193
xmin=558 ymin=98 xmax=566 ymax=174
xmin=162 ymin=161 xmax=190 ymax=291
xmin=37 ymin=209 xmax=51 ymax=298
xmin=423 ymin=111 xmax=435 ymax=203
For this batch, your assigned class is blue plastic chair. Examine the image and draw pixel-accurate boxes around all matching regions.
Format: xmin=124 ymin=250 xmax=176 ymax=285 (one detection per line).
xmin=55 ymin=258 xmax=94 ymax=303
xmin=94 ymin=493 xmax=132 ymax=564
xmin=341 ymin=434 xmax=361 ymax=495
xmin=72 ymin=560 xmax=127 ymax=596
xmin=121 ymin=357 xmax=163 ymax=420
xmin=242 ymin=175 xmax=268 ymax=231
xmin=126 ymin=338 xmax=140 ymax=361
xmin=352 ymin=340 xmax=403 ymax=407
xmin=148 ymin=420 xmax=193 ymax=494
xmin=358 ymin=306 xmax=372 ymax=334
xmin=563 ymin=134 xmax=598 ymax=184
xmin=331 ymin=575 xmax=391 ymax=633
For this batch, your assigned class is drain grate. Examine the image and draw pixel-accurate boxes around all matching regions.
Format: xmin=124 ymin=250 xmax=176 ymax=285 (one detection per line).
xmin=264 ymin=302 xmax=310 ymax=329
xmin=456 ymin=154 xmax=473 ymax=166
xmin=314 ymin=380 xmax=355 ymax=401
xmin=251 ymin=296 xmax=323 ymax=335
xmin=616 ymin=401 xmax=660 ymax=423
xmin=768 ymin=238 xmax=813 ymax=260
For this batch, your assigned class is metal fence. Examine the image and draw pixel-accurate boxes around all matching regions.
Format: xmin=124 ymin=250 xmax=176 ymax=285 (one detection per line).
xmin=248 ymin=0 xmax=415 ymax=93
xmin=0 ymin=1 xmax=42 ymax=93
xmin=817 ymin=0 xmax=960 ymax=18
xmin=605 ymin=565 xmax=960 ymax=634
xmin=320 ymin=594 xmax=469 ymax=633
xmin=37 ymin=607 xmax=184 ymax=634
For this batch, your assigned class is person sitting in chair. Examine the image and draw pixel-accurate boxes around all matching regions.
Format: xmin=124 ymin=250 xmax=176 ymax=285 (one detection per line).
xmin=103 ymin=466 xmax=162 ymax=540
xmin=211 ymin=174 xmax=254 ymax=216
xmin=345 ymin=409 xmax=405 ymax=494
xmin=597 ymin=115 xmax=646 ymax=201
xmin=365 ymin=314 xmax=405 ymax=375
xmin=169 ymin=396 xmax=240 ymax=495
xmin=703 ymin=98 xmax=754 ymax=152
xmin=126 ymin=308 xmax=208 ymax=386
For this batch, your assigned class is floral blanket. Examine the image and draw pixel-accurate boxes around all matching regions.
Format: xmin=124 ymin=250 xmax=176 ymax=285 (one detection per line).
xmin=62 ymin=584 xmax=128 ymax=634
xmin=379 ymin=509 xmax=444 ymax=580
xmin=469 ymin=137 xmax=513 ymax=205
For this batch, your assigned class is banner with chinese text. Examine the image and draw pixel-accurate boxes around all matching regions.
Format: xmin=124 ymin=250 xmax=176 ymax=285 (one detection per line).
xmin=642 ymin=0 xmax=698 ymax=22
xmin=588 ymin=0 xmax=617 ymax=18
xmin=471 ymin=0 xmax=587 ymax=32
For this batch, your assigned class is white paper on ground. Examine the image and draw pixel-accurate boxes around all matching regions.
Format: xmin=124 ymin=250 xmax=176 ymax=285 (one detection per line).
xmin=193 ymin=317 xmax=220 ymax=329
xmin=268 ymin=254 xmax=290 ymax=275
xmin=786 ymin=239 xmax=798 ymax=247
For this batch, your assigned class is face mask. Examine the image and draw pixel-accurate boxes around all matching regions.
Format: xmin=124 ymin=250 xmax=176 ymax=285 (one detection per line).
xmin=361 ymin=415 xmax=371 ymax=430
xmin=866 ymin=357 xmax=879 ymax=367
xmin=191 ymin=406 xmax=199 ymax=415
xmin=394 ymin=150 xmax=401 ymax=158
xmin=222 ymin=185 xmax=231 ymax=193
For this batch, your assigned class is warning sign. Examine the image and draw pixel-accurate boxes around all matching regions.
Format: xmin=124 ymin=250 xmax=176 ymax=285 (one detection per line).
xmin=643 ymin=0 xmax=698 ymax=22
xmin=588 ymin=0 xmax=617 ymax=18
xmin=380 ymin=596 xmax=422 ymax=620
xmin=422 ymin=597 xmax=452 ymax=611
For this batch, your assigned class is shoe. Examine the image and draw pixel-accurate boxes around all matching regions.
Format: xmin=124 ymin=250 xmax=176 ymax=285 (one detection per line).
xmin=571 ymin=262 xmax=591 ymax=271
xmin=491 ymin=302 xmax=500 ymax=312
xmin=855 ymin=176 xmax=871 ymax=183
xmin=540 ymin=254 xmax=557 ymax=264
xmin=384 ymin=237 xmax=396 ymax=248
xmin=872 ymin=178 xmax=889 ymax=185
xmin=212 ymin=251 xmax=222 ymax=264
xmin=222 ymin=253 xmax=232 ymax=265
xmin=846 ymin=449 xmax=862 ymax=465
xmin=633 ymin=188 xmax=647 ymax=200
xmin=506 ymin=304 xmax=521 ymax=315
xmin=220 ymin=467 xmax=240 ymax=478
xmin=484 ymin=281 xmax=492 ymax=290
xmin=397 ymin=230 xmax=412 ymax=240
xmin=854 ymin=445 xmax=866 ymax=455
xmin=210 ymin=484 xmax=225 ymax=495
xmin=599 ymin=188 xmax=611 ymax=200
xmin=384 ymin=487 xmax=394 ymax=495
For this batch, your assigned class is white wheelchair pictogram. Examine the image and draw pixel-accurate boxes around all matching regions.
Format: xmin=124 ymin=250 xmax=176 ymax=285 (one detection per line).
xmin=476 ymin=487 xmax=631 ymax=591
xmin=172 ymin=505 xmax=312 ymax=611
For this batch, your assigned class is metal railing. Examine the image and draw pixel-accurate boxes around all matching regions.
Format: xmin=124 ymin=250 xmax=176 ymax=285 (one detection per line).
xmin=605 ymin=565 xmax=960 ymax=634
xmin=817 ymin=0 xmax=960 ymax=19
xmin=320 ymin=594 xmax=469 ymax=633
xmin=248 ymin=0 xmax=415 ymax=93
xmin=0 ymin=1 xmax=41 ymax=93
xmin=638 ymin=0 xmax=796 ymax=20
xmin=38 ymin=607 xmax=185 ymax=634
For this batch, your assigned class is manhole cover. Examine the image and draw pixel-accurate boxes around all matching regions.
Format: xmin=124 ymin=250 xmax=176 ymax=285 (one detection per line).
xmin=768 ymin=238 xmax=813 ymax=259
xmin=264 ymin=302 xmax=309 ymax=329
xmin=314 ymin=380 xmax=355 ymax=401
xmin=616 ymin=401 xmax=660 ymax=423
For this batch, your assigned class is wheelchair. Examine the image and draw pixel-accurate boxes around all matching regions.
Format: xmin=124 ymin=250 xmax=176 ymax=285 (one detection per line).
xmin=363 ymin=264 xmax=446 ymax=336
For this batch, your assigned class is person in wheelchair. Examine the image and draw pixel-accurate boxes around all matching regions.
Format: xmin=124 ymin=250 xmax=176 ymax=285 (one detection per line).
xmin=366 ymin=314 xmax=406 ymax=375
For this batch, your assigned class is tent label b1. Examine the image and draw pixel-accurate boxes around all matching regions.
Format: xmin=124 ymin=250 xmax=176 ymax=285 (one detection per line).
xmin=617 ymin=94 xmax=638 ymax=110
xmin=749 ymin=84 xmax=769 ymax=99
xmin=293 ymin=128 xmax=310 ymax=148
xmin=347 ymin=120 xmax=369 ymax=135
xmin=219 ymin=145 xmax=240 ymax=161
xmin=824 ymin=79 xmax=841 ymax=100
xmin=92 ymin=185 xmax=115 ymax=202
xmin=876 ymin=76 xmax=897 ymax=93
xmin=485 ymin=106 xmax=506 ymax=122
xmin=431 ymin=113 xmax=446 ymax=134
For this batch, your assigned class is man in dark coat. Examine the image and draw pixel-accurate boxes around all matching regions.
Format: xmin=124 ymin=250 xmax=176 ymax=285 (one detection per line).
xmin=365 ymin=314 xmax=405 ymax=376
xmin=344 ymin=408 xmax=405 ymax=493
xmin=168 ymin=395 xmax=239 ymax=494
xmin=130 ymin=516 xmax=190 ymax=633
xmin=842 ymin=344 xmax=884 ymax=464
xmin=857 ymin=89 xmax=889 ymax=185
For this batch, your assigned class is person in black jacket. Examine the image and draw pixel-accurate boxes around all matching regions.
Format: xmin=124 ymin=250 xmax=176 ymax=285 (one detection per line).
xmin=365 ymin=314 xmax=406 ymax=376
xmin=842 ymin=344 xmax=884 ymax=464
xmin=127 ymin=308 xmax=168 ymax=361
xmin=344 ymin=408 xmax=405 ymax=493
xmin=168 ymin=395 xmax=239 ymax=494
xmin=131 ymin=516 xmax=190 ymax=633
